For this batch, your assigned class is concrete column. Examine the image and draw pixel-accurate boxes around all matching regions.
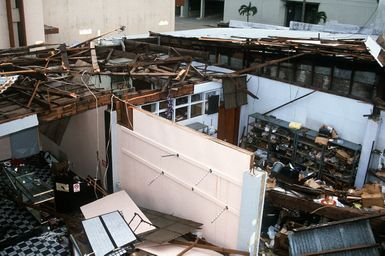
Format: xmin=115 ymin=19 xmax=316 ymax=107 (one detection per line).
xmin=355 ymin=118 xmax=380 ymax=188
xmin=180 ymin=6 xmax=184 ymax=17
xmin=199 ymin=0 xmax=205 ymax=19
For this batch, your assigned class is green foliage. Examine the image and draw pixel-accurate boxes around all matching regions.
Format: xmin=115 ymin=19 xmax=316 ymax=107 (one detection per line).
xmin=238 ymin=2 xmax=257 ymax=22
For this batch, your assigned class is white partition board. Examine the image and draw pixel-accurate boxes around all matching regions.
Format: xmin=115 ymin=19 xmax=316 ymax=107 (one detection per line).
xmin=115 ymin=109 xmax=255 ymax=248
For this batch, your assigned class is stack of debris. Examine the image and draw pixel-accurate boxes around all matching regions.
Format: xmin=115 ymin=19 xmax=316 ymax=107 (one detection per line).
xmin=0 ymin=31 xmax=209 ymax=125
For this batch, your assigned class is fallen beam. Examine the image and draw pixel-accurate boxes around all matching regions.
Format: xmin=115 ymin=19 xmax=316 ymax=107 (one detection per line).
xmin=124 ymin=39 xmax=210 ymax=60
xmin=170 ymin=240 xmax=249 ymax=256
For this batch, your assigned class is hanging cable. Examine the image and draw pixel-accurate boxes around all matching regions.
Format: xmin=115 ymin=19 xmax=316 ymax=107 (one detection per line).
xmin=210 ymin=206 xmax=228 ymax=224
xmin=81 ymin=70 xmax=100 ymax=199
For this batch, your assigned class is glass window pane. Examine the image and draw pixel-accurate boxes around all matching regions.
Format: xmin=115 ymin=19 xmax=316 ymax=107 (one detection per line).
xmin=191 ymin=93 xmax=203 ymax=102
xmin=141 ymin=103 xmax=156 ymax=112
xmin=159 ymin=111 xmax=169 ymax=119
xmin=191 ymin=103 xmax=203 ymax=118
xmin=175 ymin=106 xmax=188 ymax=121
xmin=205 ymin=91 xmax=216 ymax=100
xmin=176 ymin=96 xmax=188 ymax=106
xmin=159 ymin=101 xmax=168 ymax=110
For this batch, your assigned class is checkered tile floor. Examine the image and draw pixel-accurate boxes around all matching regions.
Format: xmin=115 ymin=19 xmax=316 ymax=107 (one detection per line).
xmin=0 ymin=152 xmax=70 ymax=255
xmin=0 ymin=227 xmax=69 ymax=256
xmin=0 ymin=198 xmax=39 ymax=245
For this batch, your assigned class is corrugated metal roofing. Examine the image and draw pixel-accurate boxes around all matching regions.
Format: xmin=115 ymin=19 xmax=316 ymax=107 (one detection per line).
xmin=288 ymin=220 xmax=381 ymax=256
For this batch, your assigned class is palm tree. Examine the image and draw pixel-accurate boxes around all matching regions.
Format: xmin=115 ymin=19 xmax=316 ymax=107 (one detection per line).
xmin=238 ymin=2 xmax=257 ymax=22
xmin=316 ymin=11 xmax=327 ymax=24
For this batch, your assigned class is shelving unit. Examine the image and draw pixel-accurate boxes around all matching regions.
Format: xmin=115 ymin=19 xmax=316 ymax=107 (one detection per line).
xmin=245 ymin=112 xmax=361 ymax=185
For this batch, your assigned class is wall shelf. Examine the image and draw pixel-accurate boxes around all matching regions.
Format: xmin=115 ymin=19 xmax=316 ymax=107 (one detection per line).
xmin=245 ymin=112 xmax=361 ymax=185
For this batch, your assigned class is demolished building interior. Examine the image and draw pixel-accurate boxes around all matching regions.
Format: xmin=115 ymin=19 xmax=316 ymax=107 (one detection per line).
xmin=1 ymin=24 xmax=385 ymax=256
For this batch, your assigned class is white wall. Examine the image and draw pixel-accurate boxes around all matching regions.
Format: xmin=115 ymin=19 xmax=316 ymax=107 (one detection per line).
xmin=116 ymin=109 xmax=255 ymax=249
xmin=0 ymin=0 xmax=10 ymax=49
xmin=0 ymin=0 xmax=44 ymax=48
xmin=40 ymin=107 xmax=107 ymax=180
xmin=239 ymin=75 xmax=373 ymax=145
xmin=224 ymin=0 xmax=377 ymax=26
xmin=23 ymin=0 xmax=45 ymax=45
xmin=42 ymin=0 xmax=175 ymax=44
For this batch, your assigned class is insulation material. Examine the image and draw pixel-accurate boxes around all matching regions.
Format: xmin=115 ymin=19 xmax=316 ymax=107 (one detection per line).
xmin=116 ymin=109 xmax=255 ymax=249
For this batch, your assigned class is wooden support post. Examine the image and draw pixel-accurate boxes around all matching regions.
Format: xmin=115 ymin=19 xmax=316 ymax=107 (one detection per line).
xmin=59 ymin=44 xmax=70 ymax=71
xmin=27 ymin=80 xmax=41 ymax=107
xmin=329 ymin=64 xmax=335 ymax=90
xmin=5 ymin=0 xmax=15 ymax=47
xmin=348 ymin=69 xmax=355 ymax=95
xmin=310 ymin=62 xmax=315 ymax=87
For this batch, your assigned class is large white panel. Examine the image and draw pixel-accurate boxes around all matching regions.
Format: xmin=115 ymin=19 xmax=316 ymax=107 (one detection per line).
xmin=132 ymin=109 xmax=253 ymax=183
xmin=116 ymin=109 xmax=255 ymax=249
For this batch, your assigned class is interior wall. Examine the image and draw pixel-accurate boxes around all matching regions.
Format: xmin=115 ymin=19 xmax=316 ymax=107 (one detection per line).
xmin=42 ymin=0 xmax=175 ymax=44
xmin=0 ymin=135 xmax=11 ymax=160
xmin=0 ymin=0 xmax=10 ymax=49
xmin=116 ymin=109 xmax=255 ymax=249
xmin=23 ymin=0 xmax=45 ymax=45
xmin=239 ymin=75 xmax=374 ymax=145
xmin=40 ymin=107 xmax=107 ymax=179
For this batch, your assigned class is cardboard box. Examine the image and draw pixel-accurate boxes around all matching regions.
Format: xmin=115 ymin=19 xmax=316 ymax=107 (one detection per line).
xmin=363 ymin=184 xmax=382 ymax=194
xmin=336 ymin=149 xmax=351 ymax=161
xmin=315 ymin=136 xmax=328 ymax=145
xmin=361 ymin=192 xmax=384 ymax=208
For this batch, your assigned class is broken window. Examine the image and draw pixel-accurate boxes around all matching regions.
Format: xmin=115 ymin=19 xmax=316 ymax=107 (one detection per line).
xmin=142 ymin=103 xmax=156 ymax=113
xmin=295 ymin=64 xmax=312 ymax=86
xmin=176 ymin=96 xmax=188 ymax=106
xmin=351 ymin=71 xmax=376 ymax=100
xmin=313 ymin=66 xmax=330 ymax=90
xmin=175 ymin=106 xmax=188 ymax=121
xmin=191 ymin=103 xmax=203 ymax=118
xmin=331 ymin=67 xmax=351 ymax=95
xmin=191 ymin=93 xmax=203 ymax=102
xmin=159 ymin=100 xmax=168 ymax=110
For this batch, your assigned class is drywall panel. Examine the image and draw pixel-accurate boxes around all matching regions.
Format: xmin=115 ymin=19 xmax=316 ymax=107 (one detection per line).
xmin=239 ymin=75 xmax=373 ymax=145
xmin=116 ymin=109 xmax=255 ymax=249
xmin=0 ymin=135 xmax=11 ymax=161
xmin=42 ymin=0 xmax=175 ymax=44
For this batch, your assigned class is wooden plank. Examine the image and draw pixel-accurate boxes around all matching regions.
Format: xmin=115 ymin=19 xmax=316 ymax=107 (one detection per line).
xmin=59 ymin=43 xmax=70 ymax=71
xmin=170 ymin=240 xmax=249 ymax=256
xmin=90 ymin=41 xmax=100 ymax=73
xmin=27 ymin=80 xmax=41 ymax=107
xmin=5 ymin=0 xmax=14 ymax=47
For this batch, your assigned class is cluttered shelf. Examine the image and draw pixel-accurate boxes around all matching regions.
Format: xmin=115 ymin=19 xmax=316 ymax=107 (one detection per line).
xmin=244 ymin=112 xmax=362 ymax=186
